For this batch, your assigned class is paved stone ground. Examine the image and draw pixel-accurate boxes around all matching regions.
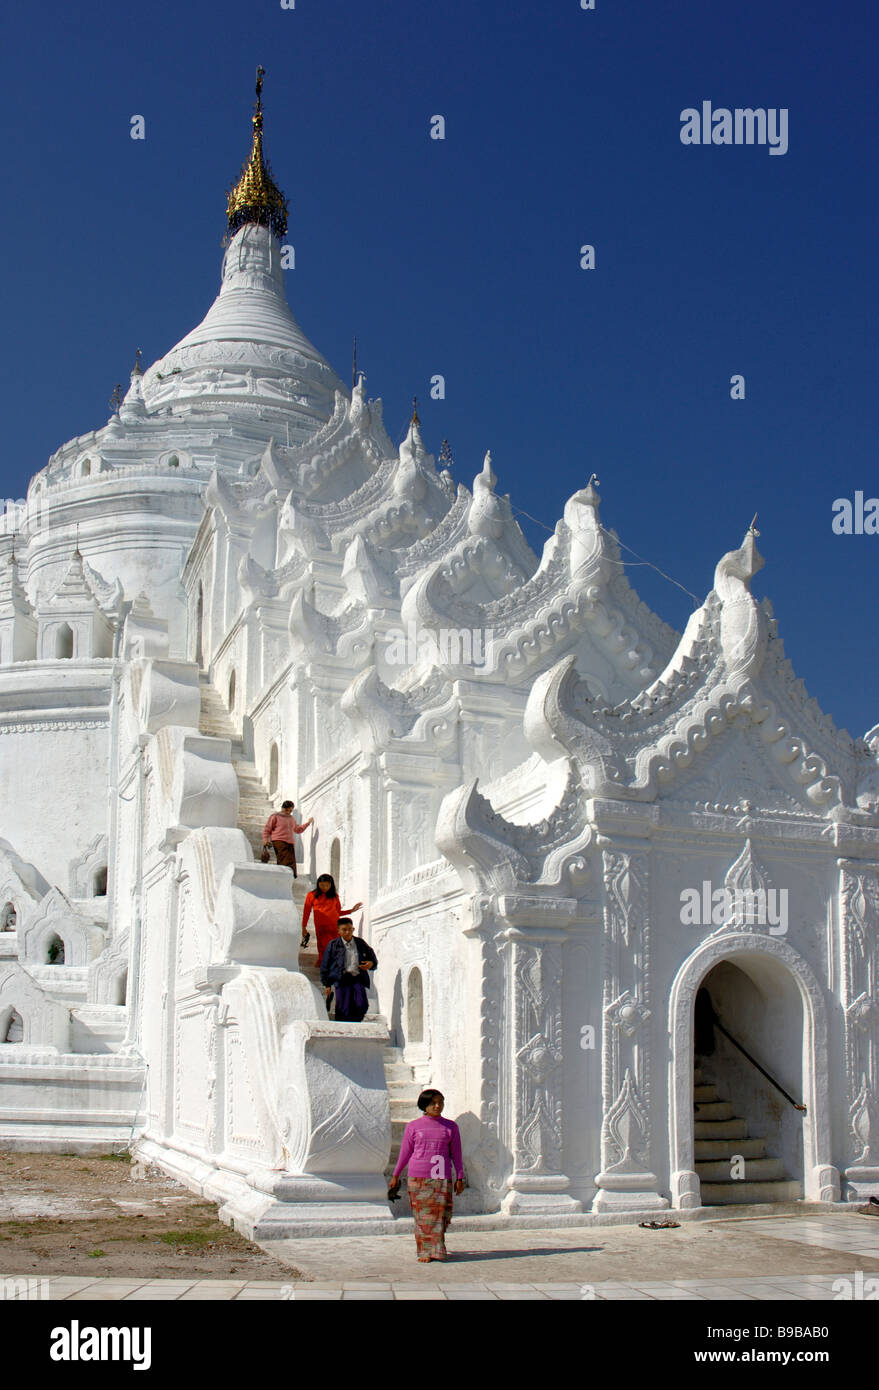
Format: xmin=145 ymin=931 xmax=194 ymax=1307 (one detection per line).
xmin=256 ymin=1212 xmax=879 ymax=1287
xmin=3 ymin=1214 xmax=878 ymax=1299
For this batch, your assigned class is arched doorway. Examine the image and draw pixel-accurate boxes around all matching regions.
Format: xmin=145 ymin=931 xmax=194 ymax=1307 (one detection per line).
xmin=692 ymin=962 xmax=804 ymax=1204
xmin=668 ymin=934 xmax=838 ymax=1208
xmin=46 ymin=934 xmax=66 ymax=965
xmin=268 ymin=743 xmax=280 ymax=797
xmin=56 ymin=623 xmax=74 ymax=659
xmin=330 ymin=837 xmax=341 ymax=884
xmin=228 ymin=669 xmax=237 ymax=712
xmin=0 ymin=903 xmax=16 ymax=931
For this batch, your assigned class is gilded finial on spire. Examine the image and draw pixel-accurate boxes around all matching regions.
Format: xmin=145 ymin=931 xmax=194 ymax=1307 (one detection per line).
xmin=226 ymin=66 xmax=289 ymax=241
xmin=411 ymin=396 xmax=420 ymax=427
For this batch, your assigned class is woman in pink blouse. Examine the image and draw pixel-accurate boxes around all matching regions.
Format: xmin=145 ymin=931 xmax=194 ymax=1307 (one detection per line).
xmin=388 ymin=1089 xmax=465 ymax=1262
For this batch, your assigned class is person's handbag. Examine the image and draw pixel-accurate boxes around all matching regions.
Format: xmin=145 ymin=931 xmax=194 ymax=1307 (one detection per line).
xmin=260 ymin=846 xmax=270 ymax=864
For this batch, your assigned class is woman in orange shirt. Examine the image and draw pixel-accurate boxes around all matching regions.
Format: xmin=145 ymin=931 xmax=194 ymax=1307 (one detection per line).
xmin=301 ymin=874 xmax=363 ymax=966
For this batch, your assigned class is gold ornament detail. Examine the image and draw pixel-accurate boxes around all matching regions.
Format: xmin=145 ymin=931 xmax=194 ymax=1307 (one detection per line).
xmin=226 ymin=66 xmax=289 ymax=241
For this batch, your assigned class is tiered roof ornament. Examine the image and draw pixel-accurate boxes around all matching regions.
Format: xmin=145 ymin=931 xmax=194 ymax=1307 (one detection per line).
xmin=226 ymin=67 xmax=289 ymax=242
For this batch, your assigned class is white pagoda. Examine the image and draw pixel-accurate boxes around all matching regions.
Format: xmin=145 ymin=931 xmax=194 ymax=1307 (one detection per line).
xmin=1 ymin=72 xmax=877 ymax=1234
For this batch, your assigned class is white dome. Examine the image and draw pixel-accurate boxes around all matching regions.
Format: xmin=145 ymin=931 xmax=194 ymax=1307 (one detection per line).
xmin=141 ymin=224 xmax=344 ymax=425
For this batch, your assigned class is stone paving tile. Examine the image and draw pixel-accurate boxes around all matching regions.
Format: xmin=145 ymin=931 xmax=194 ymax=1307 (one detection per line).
xmin=531 ymin=1282 xmax=583 ymax=1291
xmin=393 ymin=1291 xmax=448 ymax=1300
xmin=629 ymin=1281 xmax=696 ymax=1292
xmin=593 ymin=1290 xmax=656 ymax=1300
xmin=342 ymin=1281 xmax=392 ymax=1289
xmin=645 ymin=1288 xmax=706 ymax=1299
xmin=745 ymin=1219 xmax=879 ymax=1261
xmin=178 ymin=1282 xmax=249 ymax=1300
xmin=66 ymin=1283 xmax=148 ymax=1301
xmin=123 ymin=1283 xmax=198 ymax=1301
xmin=288 ymin=1281 xmax=342 ymax=1290
xmin=483 ymin=1282 xmax=538 ymax=1290
xmin=290 ymin=1291 xmax=343 ymax=1300
xmin=342 ymin=1291 xmax=395 ymax=1300
xmin=442 ymin=1284 xmax=497 ymax=1295
xmin=43 ymin=1278 xmax=101 ymax=1295
xmin=730 ymin=1285 xmax=805 ymax=1299
xmin=693 ymin=1289 xmax=758 ymax=1300
xmin=183 ymin=1281 xmax=248 ymax=1292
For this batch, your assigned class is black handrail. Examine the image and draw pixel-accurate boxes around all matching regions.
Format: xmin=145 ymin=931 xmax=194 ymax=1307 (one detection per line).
xmin=712 ymin=1017 xmax=807 ymax=1113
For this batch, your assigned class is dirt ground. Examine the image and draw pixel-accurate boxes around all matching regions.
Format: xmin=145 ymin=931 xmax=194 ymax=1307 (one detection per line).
xmin=0 ymin=1150 xmax=302 ymax=1280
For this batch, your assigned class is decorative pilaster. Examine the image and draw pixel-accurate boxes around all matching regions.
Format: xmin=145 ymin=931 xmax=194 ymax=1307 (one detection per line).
xmin=593 ymin=842 xmax=666 ymax=1211
xmin=498 ymin=895 xmax=582 ymax=1216
xmin=839 ymin=861 xmax=879 ymax=1199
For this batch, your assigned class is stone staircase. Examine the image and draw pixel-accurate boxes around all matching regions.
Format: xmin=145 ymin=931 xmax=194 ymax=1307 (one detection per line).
xmin=197 ymin=675 xmax=315 ymax=964
xmin=198 ymin=678 xmax=278 ymax=861
xmin=383 ymin=1045 xmax=421 ymax=1217
xmin=694 ymin=1061 xmax=800 ymax=1204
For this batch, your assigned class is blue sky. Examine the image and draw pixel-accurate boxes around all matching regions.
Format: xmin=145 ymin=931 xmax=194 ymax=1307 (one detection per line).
xmin=1 ymin=0 xmax=876 ymax=735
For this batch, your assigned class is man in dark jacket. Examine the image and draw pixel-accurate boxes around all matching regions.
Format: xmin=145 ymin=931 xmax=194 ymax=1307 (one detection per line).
xmin=320 ymin=918 xmax=377 ymax=1022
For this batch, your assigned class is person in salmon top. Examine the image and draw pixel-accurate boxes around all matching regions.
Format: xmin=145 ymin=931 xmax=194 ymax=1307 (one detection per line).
xmin=261 ymin=800 xmax=314 ymax=877
xmin=387 ymin=1089 xmax=465 ymax=1262
xmin=301 ymin=873 xmax=363 ymax=965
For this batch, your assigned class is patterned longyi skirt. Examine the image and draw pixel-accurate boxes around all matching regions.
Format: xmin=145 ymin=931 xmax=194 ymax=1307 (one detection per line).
xmin=408 ymin=1178 xmax=453 ymax=1260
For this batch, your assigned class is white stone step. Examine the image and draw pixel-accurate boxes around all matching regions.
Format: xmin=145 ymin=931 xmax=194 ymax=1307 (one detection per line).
xmin=701 ymin=1180 xmax=801 ymax=1204
xmin=694 ymin=1117 xmax=749 ymax=1139
xmin=696 ymin=1157 xmax=787 ymax=1182
xmin=384 ymin=1064 xmax=415 ymax=1084
xmin=694 ymin=1137 xmax=767 ymax=1160
xmin=390 ymin=1098 xmax=416 ymax=1120
xmin=693 ymin=1100 xmax=734 ymax=1121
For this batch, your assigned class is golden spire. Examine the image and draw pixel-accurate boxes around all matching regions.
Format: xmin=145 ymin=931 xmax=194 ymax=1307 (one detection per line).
xmin=226 ymin=66 xmax=289 ymax=240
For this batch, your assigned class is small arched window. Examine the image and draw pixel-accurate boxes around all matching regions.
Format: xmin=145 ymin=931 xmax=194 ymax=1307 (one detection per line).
xmin=0 ymin=903 xmax=16 ymax=931
xmin=46 ymin=934 xmax=66 ymax=965
xmin=56 ymin=623 xmax=74 ymax=659
xmin=228 ymin=669 xmax=237 ymax=712
xmin=330 ymin=837 xmax=341 ymax=884
xmin=92 ymin=866 xmax=108 ymax=897
xmin=406 ymin=967 xmax=424 ymax=1044
xmin=81 ymin=459 xmax=92 ymax=478
xmin=113 ymin=970 xmax=127 ymax=1006
xmin=268 ymin=743 xmax=279 ymax=796
xmin=3 ymin=1010 xmax=23 ymax=1044
xmin=168 ymin=455 xmax=179 ymax=468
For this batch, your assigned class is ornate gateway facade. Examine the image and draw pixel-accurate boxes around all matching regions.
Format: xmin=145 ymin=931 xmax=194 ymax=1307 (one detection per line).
xmin=1 ymin=80 xmax=877 ymax=1233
